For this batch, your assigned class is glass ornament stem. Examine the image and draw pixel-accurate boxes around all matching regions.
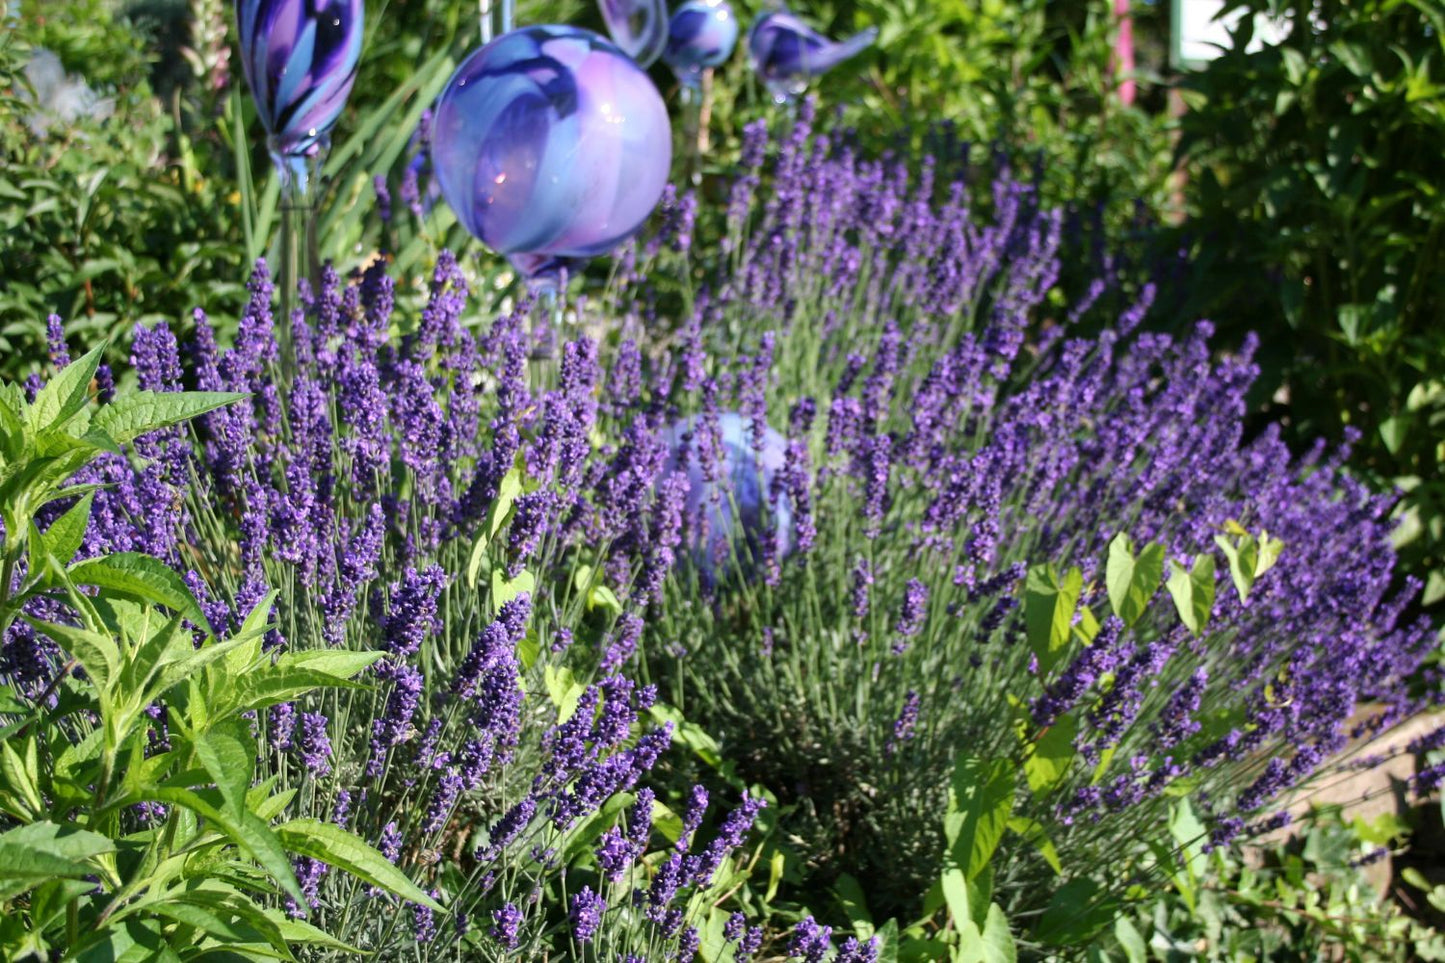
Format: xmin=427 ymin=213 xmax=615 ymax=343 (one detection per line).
xmin=479 ymin=0 xmax=513 ymax=43
xmin=269 ymin=136 xmax=328 ymax=368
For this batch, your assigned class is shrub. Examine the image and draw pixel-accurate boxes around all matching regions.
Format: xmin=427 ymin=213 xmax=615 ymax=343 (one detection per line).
xmin=1171 ymin=0 xmax=1445 ymax=619
xmin=611 ymin=109 xmax=1438 ymax=937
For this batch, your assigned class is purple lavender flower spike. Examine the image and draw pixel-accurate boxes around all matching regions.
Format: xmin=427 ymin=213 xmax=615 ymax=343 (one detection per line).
xmin=664 ymin=411 xmax=794 ymax=582
xmin=237 ymin=0 xmax=363 ymax=189
xmin=747 ymin=8 xmax=877 ymax=103
xmin=664 ymin=0 xmax=740 ymax=90
xmin=431 ymin=26 xmax=672 ymax=291
xmin=598 ymin=0 xmax=669 ymax=67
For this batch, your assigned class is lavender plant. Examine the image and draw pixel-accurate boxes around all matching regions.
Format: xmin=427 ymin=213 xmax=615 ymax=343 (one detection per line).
xmin=7 ymin=255 xmax=774 ymax=959
xmin=592 ymin=107 xmax=1438 ymax=938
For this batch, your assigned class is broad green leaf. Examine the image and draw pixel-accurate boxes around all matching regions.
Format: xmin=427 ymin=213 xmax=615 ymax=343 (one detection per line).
xmin=0 ymin=385 xmax=27 ymax=459
xmin=274 ymin=648 xmax=383 ymax=681
xmin=491 ymin=567 xmax=534 ymax=612
xmin=466 ymin=530 xmax=489 ymax=589
xmin=0 ymin=737 xmax=43 ymax=817
xmin=1214 ymin=530 xmax=1259 ymax=602
xmin=488 ymin=466 xmax=524 ymax=540
xmin=150 ymin=787 xmax=304 ymax=905
xmin=945 ymin=756 xmax=1015 ymax=881
xmin=544 ymin=664 xmax=587 ymax=722
xmin=1105 ymin=533 xmax=1165 ymax=627
xmin=1033 ymin=878 xmax=1118 ymax=946
xmin=195 ymin=722 xmax=256 ymax=816
xmin=979 ymin=903 xmax=1017 ymax=963
xmin=92 ymin=390 xmax=247 ymax=446
xmin=225 ymin=666 xmax=372 ymax=716
xmin=275 ymin=819 xmax=442 ymax=910
xmin=69 ymin=553 xmax=213 ymax=635
xmin=270 ymin=912 xmax=367 ymax=952
xmin=1168 ymin=798 xmax=1208 ymax=883
xmin=1256 ymin=530 xmax=1284 ymax=577
xmin=26 ymin=618 xmax=119 ymax=694
xmin=30 ymin=343 xmax=103 ymax=434
xmin=39 ymin=490 xmax=93 ymax=569
xmin=834 ymin=872 xmax=874 ymax=937
xmin=940 ymin=864 xmax=971 ymax=930
xmin=1024 ymin=713 xmax=1077 ymax=796
xmin=1024 ymin=565 xmax=1083 ymax=676
xmin=145 ymin=899 xmax=273 ymax=953
xmin=1114 ymin=917 xmax=1147 ymax=963
xmin=0 ymin=821 xmax=114 ymax=898
xmin=1166 ymin=553 xmax=1216 ymax=636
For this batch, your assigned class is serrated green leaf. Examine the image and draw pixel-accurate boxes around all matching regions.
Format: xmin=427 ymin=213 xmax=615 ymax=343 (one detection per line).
xmin=40 ymin=490 xmax=94 ymax=569
xmin=30 ymin=343 xmax=103 ymax=434
xmin=92 ymin=390 xmax=246 ymax=446
xmin=195 ymin=722 xmax=255 ymax=816
xmin=26 ymin=617 xmax=119 ymax=694
xmin=274 ymin=819 xmax=441 ymax=910
xmin=149 ymin=787 xmax=304 ymax=905
xmin=69 ymin=553 xmax=213 ymax=635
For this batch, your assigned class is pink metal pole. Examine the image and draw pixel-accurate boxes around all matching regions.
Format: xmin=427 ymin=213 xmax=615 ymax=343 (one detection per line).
xmin=1114 ymin=0 xmax=1136 ymax=106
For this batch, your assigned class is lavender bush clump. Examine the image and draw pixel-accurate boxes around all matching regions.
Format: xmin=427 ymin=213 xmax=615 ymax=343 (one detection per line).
xmin=6 ymin=250 xmax=772 ymax=958
xmin=600 ymin=110 xmax=1437 ymax=927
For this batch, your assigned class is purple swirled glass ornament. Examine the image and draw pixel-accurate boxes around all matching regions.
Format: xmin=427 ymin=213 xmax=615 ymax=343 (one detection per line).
xmin=237 ymin=0 xmax=364 ymax=190
xmin=663 ymin=412 xmax=794 ymax=581
xmin=663 ymin=0 xmax=739 ymax=90
xmin=431 ymin=25 xmax=672 ymax=291
xmin=747 ymin=8 xmax=877 ymax=103
xmin=597 ymin=0 xmax=669 ymax=67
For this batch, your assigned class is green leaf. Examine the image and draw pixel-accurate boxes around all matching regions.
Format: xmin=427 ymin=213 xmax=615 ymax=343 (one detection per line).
xmin=488 ymin=466 xmax=524 ymax=540
xmin=1106 ymin=533 xmax=1165 ymax=627
xmin=1024 ymin=714 xmax=1076 ymax=796
xmin=1024 ymin=565 xmax=1083 ymax=676
xmin=1214 ymin=529 xmax=1259 ymax=602
xmin=26 ymin=618 xmax=119 ymax=694
xmin=92 ymin=390 xmax=247 ymax=446
xmin=275 ymin=819 xmax=442 ymax=910
xmin=39 ymin=490 xmax=94 ymax=570
xmin=941 ymin=864 xmax=971 ymax=930
xmin=1033 ymin=878 xmax=1118 ymax=946
xmin=1165 ymin=553 xmax=1216 ymax=636
xmin=225 ymin=666 xmax=372 ymax=716
xmin=945 ymin=756 xmax=1015 ymax=881
xmin=543 ymin=664 xmax=586 ymax=723
xmin=273 ymin=649 xmax=384 ymax=681
xmin=30 ymin=343 xmax=103 ymax=433
xmin=1114 ymin=917 xmax=1146 ymax=963
xmin=149 ymin=787 xmax=304 ymax=906
xmin=0 ymin=822 xmax=114 ymax=898
xmin=979 ymin=903 xmax=1017 ymax=963
xmin=69 ymin=553 xmax=213 ymax=635
xmin=490 ymin=567 xmax=534 ymax=612
xmin=834 ymin=872 xmax=874 ymax=937
xmin=195 ymin=721 xmax=255 ymax=816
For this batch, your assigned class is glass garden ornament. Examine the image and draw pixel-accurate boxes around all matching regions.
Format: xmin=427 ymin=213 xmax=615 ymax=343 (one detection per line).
xmin=747 ymin=7 xmax=877 ymax=103
xmin=663 ymin=0 xmax=739 ymax=183
xmin=238 ymin=0 xmax=363 ymax=196
xmin=431 ymin=25 xmax=672 ymax=300
xmin=237 ymin=0 xmax=363 ymax=360
xmin=664 ymin=0 xmax=739 ymax=90
xmin=597 ymin=0 xmax=669 ymax=67
xmin=663 ymin=412 xmax=794 ymax=583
